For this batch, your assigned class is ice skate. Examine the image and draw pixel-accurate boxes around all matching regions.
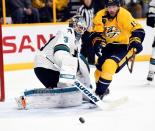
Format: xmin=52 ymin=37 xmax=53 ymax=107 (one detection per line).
xmin=97 ymin=88 xmax=110 ymax=100
xmin=147 ymin=71 xmax=154 ymax=82
xmin=15 ymin=96 xmax=27 ymax=110
xmin=89 ymin=88 xmax=110 ymax=105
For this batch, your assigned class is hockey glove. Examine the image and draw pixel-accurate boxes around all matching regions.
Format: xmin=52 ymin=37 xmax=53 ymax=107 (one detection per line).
xmin=93 ymin=38 xmax=106 ymax=57
xmin=147 ymin=12 xmax=155 ymax=28
xmin=128 ymin=29 xmax=145 ymax=54
xmin=128 ymin=41 xmax=143 ymax=54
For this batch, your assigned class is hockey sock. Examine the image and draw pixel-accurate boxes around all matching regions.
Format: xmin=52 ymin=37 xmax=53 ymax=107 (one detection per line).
xmin=95 ymin=77 xmax=111 ymax=96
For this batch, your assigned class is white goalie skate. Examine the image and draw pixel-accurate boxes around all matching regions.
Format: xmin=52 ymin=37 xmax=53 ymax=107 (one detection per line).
xmin=15 ymin=96 xmax=27 ymax=110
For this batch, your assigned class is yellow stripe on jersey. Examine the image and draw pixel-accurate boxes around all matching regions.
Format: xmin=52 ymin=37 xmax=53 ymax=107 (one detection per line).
xmin=129 ymin=37 xmax=141 ymax=44
xmin=118 ymin=49 xmax=134 ymax=67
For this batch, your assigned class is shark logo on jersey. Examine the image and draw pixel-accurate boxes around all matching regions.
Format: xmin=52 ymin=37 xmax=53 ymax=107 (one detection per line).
xmin=104 ymin=26 xmax=120 ymax=38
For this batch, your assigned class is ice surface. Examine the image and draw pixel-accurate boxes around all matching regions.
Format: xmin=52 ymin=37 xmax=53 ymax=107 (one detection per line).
xmin=0 ymin=62 xmax=155 ymax=131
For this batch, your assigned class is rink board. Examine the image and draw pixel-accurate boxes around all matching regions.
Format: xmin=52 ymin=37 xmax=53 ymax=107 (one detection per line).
xmin=1 ymin=20 xmax=154 ymax=71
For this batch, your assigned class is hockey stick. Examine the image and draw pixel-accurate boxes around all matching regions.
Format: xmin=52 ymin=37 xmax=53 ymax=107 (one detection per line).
xmin=74 ymin=80 xmax=105 ymax=109
xmin=83 ymin=95 xmax=128 ymax=110
xmin=126 ymin=50 xmax=136 ymax=73
xmin=43 ymin=54 xmax=105 ymax=109
xmin=104 ymin=96 xmax=128 ymax=110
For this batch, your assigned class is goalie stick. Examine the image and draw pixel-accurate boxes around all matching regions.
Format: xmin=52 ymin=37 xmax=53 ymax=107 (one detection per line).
xmin=82 ymin=96 xmax=128 ymax=110
xmin=75 ymin=81 xmax=128 ymax=110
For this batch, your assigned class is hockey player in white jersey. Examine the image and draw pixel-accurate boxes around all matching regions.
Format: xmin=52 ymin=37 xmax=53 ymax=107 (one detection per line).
xmin=16 ymin=15 xmax=93 ymax=109
xmin=146 ymin=0 xmax=155 ymax=82
xmin=34 ymin=15 xmax=91 ymax=89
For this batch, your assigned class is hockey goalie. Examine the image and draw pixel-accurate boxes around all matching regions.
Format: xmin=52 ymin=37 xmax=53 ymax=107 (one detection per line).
xmin=16 ymin=15 xmax=93 ymax=109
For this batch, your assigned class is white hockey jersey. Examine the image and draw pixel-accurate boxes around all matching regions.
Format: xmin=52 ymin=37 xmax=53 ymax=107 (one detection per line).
xmin=34 ymin=27 xmax=78 ymax=68
xmin=34 ymin=27 xmax=91 ymax=87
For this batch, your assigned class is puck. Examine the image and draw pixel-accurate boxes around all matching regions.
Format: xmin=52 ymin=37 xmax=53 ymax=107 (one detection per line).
xmin=79 ymin=117 xmax=85 ymax=123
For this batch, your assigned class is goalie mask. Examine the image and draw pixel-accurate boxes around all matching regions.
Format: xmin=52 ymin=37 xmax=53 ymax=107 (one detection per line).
xmin=69 ymin=15 xmax=87 ymax=40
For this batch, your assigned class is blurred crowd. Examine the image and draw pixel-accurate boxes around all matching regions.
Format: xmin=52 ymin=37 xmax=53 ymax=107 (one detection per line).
xmin=0 ymin=0 xmax=151 ymax=24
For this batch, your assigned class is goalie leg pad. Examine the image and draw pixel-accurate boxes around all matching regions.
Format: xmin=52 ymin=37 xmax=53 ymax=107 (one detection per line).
xmin=22 ymin=87 xmax=83 ymax=109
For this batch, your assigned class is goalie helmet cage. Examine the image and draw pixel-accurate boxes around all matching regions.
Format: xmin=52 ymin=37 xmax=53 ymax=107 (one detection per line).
xmin=0 ymin=24 xmax=5 ymax=101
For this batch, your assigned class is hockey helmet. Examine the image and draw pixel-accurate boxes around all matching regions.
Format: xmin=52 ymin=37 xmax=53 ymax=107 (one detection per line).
xmin=69 ymin=15 xmax=87 ymax=36
xmin=105 ymin=0 xmax=120 ymax=7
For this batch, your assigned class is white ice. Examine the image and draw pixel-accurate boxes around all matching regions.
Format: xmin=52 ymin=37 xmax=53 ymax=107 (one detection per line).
xmin=0 ymin=61 xmax=155 ymax=131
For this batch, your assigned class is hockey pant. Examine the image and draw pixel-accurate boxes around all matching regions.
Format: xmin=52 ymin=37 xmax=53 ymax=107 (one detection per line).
xmin=95 ymin=44 xmax=135 ymax=95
